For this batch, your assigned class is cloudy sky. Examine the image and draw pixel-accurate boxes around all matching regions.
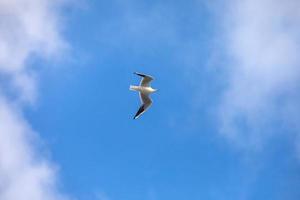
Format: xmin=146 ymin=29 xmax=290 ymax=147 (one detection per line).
xmin=0 ymin=0 xmax=300 ymax=199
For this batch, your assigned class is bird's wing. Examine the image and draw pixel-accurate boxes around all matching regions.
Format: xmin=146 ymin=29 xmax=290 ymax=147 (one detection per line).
xmin=133 ymin=93 xmax=152 ymax=119
xmin=134 ymin=72 xmax=154 ymax=87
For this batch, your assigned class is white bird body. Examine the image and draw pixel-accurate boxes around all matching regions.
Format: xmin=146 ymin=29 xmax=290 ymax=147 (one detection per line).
xmin=130 ymin=72 xmax=157 ymax=119
xmin=130 ymin=85 xmax=156 ymax=94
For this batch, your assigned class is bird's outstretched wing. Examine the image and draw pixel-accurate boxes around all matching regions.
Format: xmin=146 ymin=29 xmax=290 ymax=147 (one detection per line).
xmin=133 ymin=93 xmax=152 ymax=119
xmin=134 ymin=72 xmax=154 ymax=87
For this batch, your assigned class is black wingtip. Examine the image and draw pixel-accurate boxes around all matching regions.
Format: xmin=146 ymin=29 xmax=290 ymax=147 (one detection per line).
xmin=133 ymin=72 xmax=146 ymax=78
xmin=133 ymin=105 xmax=145 ymax=119
xmin=133 ymin=115 xmax=138 ymax=119
xmin=133 ymin=113 xmax=138 ymax=119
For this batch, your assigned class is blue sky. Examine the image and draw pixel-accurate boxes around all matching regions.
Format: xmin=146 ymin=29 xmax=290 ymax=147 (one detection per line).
xmin=1 ymin=0 xmax=300 ymax=200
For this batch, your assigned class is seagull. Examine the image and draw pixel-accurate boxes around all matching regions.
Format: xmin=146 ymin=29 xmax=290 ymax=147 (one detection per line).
xmin=130 ymin=72 xmax=157 ymax=119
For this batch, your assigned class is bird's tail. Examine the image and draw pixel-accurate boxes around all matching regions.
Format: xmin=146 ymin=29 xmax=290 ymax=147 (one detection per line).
xmin=129 ymin=85 xmax=139 ymax=91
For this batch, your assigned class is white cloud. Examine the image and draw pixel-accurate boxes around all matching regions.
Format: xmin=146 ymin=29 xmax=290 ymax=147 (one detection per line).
xmin=0 ymin=0 xmax=67 ymax=103
xmin=218 ymin=0 xmax=300 ymax=149
xmin=0 ymin=98 xmax=67 ymax=200
xmin=0 ymin=0 xmax=70 ymax=200
xmin=95 ymin=191 xmax=110 ymax=200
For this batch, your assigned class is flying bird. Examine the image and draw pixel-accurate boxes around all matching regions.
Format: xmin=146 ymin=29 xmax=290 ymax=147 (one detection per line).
xmin=130 ymin=72 xmax=157 ymax=119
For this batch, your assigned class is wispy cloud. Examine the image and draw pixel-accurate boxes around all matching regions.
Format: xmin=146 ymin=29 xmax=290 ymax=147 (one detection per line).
xmin=0 ymin=0 xmax=70 ymax=199
xmin=218 ymin=0 xmax=300 ymax=150
xmin=0 ymin=0 xmax=67 ymax=103
xmin=95 ymin=191 xmax=110 ymax=200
